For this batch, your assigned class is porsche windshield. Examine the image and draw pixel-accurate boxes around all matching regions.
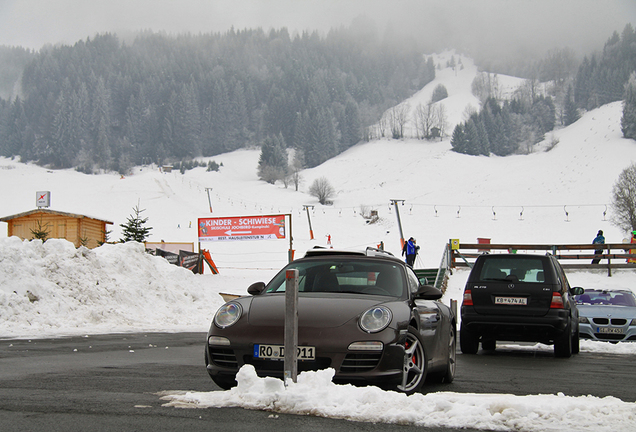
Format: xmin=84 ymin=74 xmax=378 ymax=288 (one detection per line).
xmin=266 ymin=259 xmax=405 ymax=297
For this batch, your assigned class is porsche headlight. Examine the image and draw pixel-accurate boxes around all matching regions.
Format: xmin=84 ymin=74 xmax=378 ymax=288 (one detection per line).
xmin=359 ymin=306 xmax=392 ymax=333
xmin=214 ymin=302 xmax=243 ymax=328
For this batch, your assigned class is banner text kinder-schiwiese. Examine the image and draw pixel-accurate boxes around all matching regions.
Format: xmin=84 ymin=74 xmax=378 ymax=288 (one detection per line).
xmin=198 ymin=215 xmax=286 ymax=241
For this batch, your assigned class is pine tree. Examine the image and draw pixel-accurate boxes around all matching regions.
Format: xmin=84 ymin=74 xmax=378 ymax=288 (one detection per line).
xmin=90 ymin=77 xmax=112 ymax=169
xmin=475 ymin=117 xmax=490 ymax=156
xmin=341 ymin=100 xmax=361 ymax=148
xmin=119 ymin=204 xmax=152 ymax=243
xmin=489 ymin=113 xmax=507 ymax=156
xmin=563 ymin=85 xmax=580 ymax=126
xmin=450 ymin=124 xmax=466 ymax=154
xmin=500 ymin=106 xmax=520 ymax=155
xmin=227 ymin=79 xmax=249 ymax=150
xmin=30 ymin=217 xmax=51 ymax=241
xmin=257 ymin=133 xmax=288 ymax=183
xmin=463 ymin=118 xmax=480 ymax=155
xmin=621 ymin=72 xmax=636 ymax=140
xmin=431 ymin=84 xmax=448 ymax=102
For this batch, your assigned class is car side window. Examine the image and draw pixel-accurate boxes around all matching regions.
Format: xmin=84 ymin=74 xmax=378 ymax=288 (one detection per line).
xmin=406 ymin=268 xmax=420 ymax=294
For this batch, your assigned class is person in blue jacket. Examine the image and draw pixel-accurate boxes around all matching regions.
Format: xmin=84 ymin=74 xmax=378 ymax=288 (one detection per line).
xmin=591 ymin=230 xmax=605 ymax=264
xmin=405 ymin=237 xmax=420 ymax=267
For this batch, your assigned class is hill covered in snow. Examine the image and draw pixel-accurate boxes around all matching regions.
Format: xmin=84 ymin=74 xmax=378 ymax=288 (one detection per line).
xmin=1 ymin=52 xmax=636 ymax=341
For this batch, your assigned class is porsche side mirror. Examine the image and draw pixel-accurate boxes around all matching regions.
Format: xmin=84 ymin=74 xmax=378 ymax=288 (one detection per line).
xmin=416 ymin=284 xmax=443 ymax=300
xmin=247 ymin=282 xmax=266 ymax=296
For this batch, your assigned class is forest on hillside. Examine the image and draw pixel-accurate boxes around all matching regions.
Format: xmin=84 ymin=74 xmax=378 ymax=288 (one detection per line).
xmin=0 ymin=21 xmax=635 ymax=173
xmin=0 ymin=26 xmax=434 ymax=174
xmin=451 ymin=24 xmax=636 ymax=156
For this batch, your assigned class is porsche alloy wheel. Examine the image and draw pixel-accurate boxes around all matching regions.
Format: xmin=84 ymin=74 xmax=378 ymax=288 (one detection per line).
xmin=397 ymin=326 xmax=426 ymax=394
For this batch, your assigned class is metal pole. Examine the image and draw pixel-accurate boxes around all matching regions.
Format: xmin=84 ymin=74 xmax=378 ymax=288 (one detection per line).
xmin=284 ymin=269 xmax=299 ymax=385
xmin=303 ymin=205 xmax=314 ymax=240
xmin=287 ymin=213 xmax=293 ymax=263
xmin=205 ymin=188 xmax=213 ymax=213
xmin=390 ymin=199 xmax=405 ymax=247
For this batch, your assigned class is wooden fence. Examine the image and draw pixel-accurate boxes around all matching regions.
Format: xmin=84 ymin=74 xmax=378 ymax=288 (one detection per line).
xmin=449 ymin=242 xmax=636 ymax=276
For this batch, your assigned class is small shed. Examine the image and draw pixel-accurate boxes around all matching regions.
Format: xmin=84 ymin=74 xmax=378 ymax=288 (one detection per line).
xmin=0 ymin=209 xmax=113 ymax=249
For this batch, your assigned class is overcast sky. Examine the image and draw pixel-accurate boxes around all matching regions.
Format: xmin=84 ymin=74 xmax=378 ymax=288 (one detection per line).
xmin=0 ymin=0 xmax=634 ymax=59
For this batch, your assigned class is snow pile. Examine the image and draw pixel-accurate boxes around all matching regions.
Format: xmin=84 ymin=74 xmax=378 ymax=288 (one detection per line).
xmin=160 ymin=365 xmax=636 ymax=432
xmin=0 ymin=237 xmax=240 ymax=337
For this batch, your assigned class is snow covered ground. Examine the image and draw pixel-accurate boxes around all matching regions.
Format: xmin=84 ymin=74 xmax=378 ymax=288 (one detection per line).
xmin=160 ymin=365 xmax=636 ymax=432
xmin=1 ymin=52 xmax=636 ymax=430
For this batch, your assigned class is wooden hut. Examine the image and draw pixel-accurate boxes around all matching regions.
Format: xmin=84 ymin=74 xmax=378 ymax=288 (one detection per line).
xmin=0 ymin=209 xmax=113 ymax=249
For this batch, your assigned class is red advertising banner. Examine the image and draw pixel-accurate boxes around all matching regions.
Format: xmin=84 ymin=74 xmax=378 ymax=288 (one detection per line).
xmin=198 ymin=215 xmax=286 ymax=242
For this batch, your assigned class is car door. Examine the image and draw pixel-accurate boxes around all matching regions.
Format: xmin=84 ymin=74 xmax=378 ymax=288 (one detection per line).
xmin=407 ymin=268 xmax=445 ymax=365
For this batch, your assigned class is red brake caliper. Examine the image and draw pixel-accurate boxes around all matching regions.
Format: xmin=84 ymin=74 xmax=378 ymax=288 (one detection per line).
xmin=405 ymin=339 xmax=416 ymax=363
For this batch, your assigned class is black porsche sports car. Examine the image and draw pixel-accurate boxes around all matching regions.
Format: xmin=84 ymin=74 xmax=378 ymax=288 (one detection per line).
xmin=205 ymin=247 xmax=457 ymax=394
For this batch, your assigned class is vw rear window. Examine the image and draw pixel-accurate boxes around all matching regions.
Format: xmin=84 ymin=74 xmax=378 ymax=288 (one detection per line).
xmin=478 ymin=257 xmax=547 ymax=283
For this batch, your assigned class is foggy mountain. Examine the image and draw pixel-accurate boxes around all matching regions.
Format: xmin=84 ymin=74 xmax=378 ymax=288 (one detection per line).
xmin=1 ymin=0 xmax=633 ymax=59
xmin=0 ymin=1 xmax=634 ymax=176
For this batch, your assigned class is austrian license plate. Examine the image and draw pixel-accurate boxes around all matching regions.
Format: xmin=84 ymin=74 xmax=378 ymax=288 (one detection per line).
xmin=495 ymin=297 xmax=528 ymax=305
xmin=598 ymin=327 xmax=623 ymax=334
xmin=254 ymin=344 xmax=316 ymax=360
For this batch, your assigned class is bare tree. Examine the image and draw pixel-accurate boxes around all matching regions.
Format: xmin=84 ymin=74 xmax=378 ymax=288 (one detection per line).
xmin=515 ymin=78 xmax=541 ymax=104
xmin=414 ymin=102 xmax=434 ymax=139
xmin=377 ymin=115 xmax=388 ymax=138
xmin=611 ymin=163 xmax=636 ymax=232
xmin=462 ymin=104 xmax=478 ymax=122
xmin=259 ymin=165 xmax=286 ymax=185
xmin=433 ymin=103 xmax=448 ymax=140
xmin=471 ymin=72 xmax=501 ymax=104
xmin=308 ymin=176 xmax=336 ymax=205
xmin=387 ymin=103 xmax=410 ymax=139
xmin=540 ymin=47 xmax=577 ymax=88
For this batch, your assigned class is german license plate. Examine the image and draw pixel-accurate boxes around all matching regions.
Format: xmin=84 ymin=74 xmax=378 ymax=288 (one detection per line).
xmin=598 ymin=327 xmax=623 ymax=334
xmin=254 ymin=344 xmax=316 ymax=360
xmin=495 ymin=297 xmax=528 ymax=305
